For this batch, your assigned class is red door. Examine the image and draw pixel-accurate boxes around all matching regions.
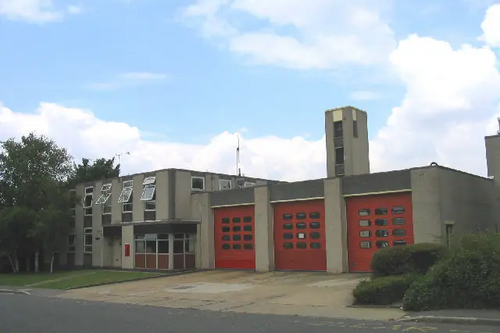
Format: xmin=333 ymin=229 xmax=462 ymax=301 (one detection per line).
xmin=346 ymin=192 xmax=414 ymax=272
xmin=274 ymin=200 xmax=327 ymax=271
xmin=214 ymin=205 xmax=255 ymax=269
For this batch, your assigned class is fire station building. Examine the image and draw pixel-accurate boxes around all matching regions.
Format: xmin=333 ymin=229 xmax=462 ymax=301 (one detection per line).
xmin=61 ymin=106 xmax=500 ymax=273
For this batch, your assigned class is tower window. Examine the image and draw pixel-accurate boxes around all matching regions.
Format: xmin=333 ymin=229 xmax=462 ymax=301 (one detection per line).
xmin=333 ymin=121 xmax=343 ymax=137
xmin=353 ymin=120 xmax=358 ymax=138
xmin=335 ymin=147 xmax=344 ymax=164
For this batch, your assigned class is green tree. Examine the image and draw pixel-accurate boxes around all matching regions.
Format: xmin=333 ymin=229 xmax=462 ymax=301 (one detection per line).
xmin=0 ymin=132 xmax=74 ymax=273
xmin=69 ymin=157 xmax=120 ymax=186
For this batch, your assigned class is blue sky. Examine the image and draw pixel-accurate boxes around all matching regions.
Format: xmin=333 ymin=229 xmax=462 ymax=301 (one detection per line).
xmin=1 ymin=0 xmax=500 ymax=180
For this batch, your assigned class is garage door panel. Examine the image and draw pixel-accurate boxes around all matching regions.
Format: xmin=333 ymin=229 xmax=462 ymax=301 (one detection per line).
xmin=347 ymin=192 xmax=414 ymax=272
xmin=274 ymin=200 xmax=326 ymax=271
xmin=214 ymin=205 xmax=255 ymax=270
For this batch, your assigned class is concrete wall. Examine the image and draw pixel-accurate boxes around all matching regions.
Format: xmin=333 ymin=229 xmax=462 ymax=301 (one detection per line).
xmin=485 ymin=135 xmax=500 ymax=232
xmin=269 ymin=180 xmax=324 ymax=202
xmin=74 ymin=183 xmax=84 ymax=266
xmin=411 ymin=167 xmax=495 ymax=243
xmin=191 ymin=192 xmax=214 ymax=269
xmin=92 ymin=180 xmax=103 ymax=267
xmin=156 ymin=170 xmax=170 ymax=220
xmin=122 ymin=225 xmax=134 ymax=269
xmin=254 ymin=186 xmax=274 ymax=272
xmin=324 ymin=178 xmax=347 ymax=273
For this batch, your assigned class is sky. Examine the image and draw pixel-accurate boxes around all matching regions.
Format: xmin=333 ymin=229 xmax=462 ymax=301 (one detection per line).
xmin=1 ymin=0 xmax=500 ymax=181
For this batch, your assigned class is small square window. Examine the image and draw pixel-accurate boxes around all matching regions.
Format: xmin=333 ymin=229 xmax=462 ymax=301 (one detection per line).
xmin=392 ymin=217 xmax=405 ymax=225
xmin=283 ymin=223 xmax=293 ymax=230
xmin=282 ymin=214 xmax=293 ymax=220
xmin=296 ymin=233 xmax=306 ymax=239
xmin=393 ymin=240 xmax=407 ymax=246
xmin=191 ymin=176 xmax=205 ymax=191
xmin=222 ymin=244 xmax=230 ymax=250
xmin=310 ymin=242 xmax=321 ymax=249
xmin=219 ymin=179 xmax=232 ymax=190
xmin=222 ymin=227 xmax=230 ymax=232
xmin=309 ymin=212 xmax=321 ymax=219
xmin=233 ymin=235 xmax=241 ymax=241
xmin=233 ymin=244 xmax=242 ymax=250
xmin=376 ymin=230 xmax=389 ymax=237
xmin=100 ymin=184 xmax=112 ymax=192
xmin=244 ymin=244 xmax=253 ymax=250
xmin=232 ymin=217 xmax=241 ymax=223
xmin=375 ymin=218 xmax=388 ymax=226
xmin=243 ymin=225 xmax=252 ymax=232
xmin=376 ymin=241 xmax=389 ymax=249
xmin=243 ymin=234 xmax=252 ymax=241
xmin=296 ymin=222 xmax=307 ymax=229
xmin=143 ymin=176 xmax=156 ymax=185
xmin=85 ymin=186 xmax=94 ymax=194
xmin=283 ymin=233 xmax=293 ymax=240
xmin=283 ymin=242 xmax=293 ymax=249
xmin=310 ymin=222 xmax=321 ymax=229
xmin=222 ymin=235 xmax=230 ymax=241
xmin=310 ymin=232 xmax=321 ymax=239
xmin=296 ymin=242 xmax=307 ymax=249
xmin=375 ymin=208 xmax=388 ymax=215
xmin=233 ymin=226 xmax=241 ymax=232
xmin=392 ymin=206 xmax=405 ymax=214
xmin=358 ymin=209 xmax=370 ymax=216
xmin=222 ymin=218 xmax=230 ymax=224
xmin=359 ymin=230 xmax=371 ymax=238
xmin=296 ymin=213 xmax=307 ymax=219
xmin=243 ymin=216 xmax=252 ymax=223
xmin=359 ymin=219 xmax=371 ymax=227
xmin=392 ymin=229 xmax=407 ymax=236
xmin=360 ymin=241 xmax=371 ymax=249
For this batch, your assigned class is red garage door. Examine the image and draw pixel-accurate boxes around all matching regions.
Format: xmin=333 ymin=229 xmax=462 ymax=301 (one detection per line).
xmin=274 ymin=200 xmax=326 ymax=271
xmin=214 ymin=205 xmax=255 ymax=269
xmin=346 ymin=192 xmax=414 ymax=272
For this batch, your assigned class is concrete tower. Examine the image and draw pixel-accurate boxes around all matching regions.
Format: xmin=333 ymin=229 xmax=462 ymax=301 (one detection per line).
xmin=325 ymin=106 xmax=370 ymax=178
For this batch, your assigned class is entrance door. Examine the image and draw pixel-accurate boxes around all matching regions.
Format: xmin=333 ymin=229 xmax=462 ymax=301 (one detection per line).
xmin=346 ymin=192 xmax=414 ymax=272
xmin=273 ymin=200 xmax=327 ymax=271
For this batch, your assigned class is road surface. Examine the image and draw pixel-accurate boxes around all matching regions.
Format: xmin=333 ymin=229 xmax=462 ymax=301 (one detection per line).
xmin=0 ymin=293 xmax=499 ymax=333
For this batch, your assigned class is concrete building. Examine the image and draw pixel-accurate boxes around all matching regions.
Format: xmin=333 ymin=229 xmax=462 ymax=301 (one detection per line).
xmin=61 ymin=106 xmax=500 ymax=273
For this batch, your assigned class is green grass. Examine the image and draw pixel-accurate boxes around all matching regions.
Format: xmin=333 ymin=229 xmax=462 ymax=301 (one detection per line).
xmin=0 ymin=270 xmax=162 ymax=289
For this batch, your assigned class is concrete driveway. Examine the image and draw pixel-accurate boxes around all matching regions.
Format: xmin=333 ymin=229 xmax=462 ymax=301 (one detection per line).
xmin=59 ymin=270 xmax=404 ymax=320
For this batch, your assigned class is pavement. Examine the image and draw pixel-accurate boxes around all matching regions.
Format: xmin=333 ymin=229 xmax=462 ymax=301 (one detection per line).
xmin=1 ymin=270 xmax=499 ymax=327
xmin=1 ymin=292 xmax=500 ymax=333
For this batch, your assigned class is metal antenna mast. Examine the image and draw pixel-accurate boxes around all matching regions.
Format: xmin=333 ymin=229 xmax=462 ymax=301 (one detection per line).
xmin=236 ymin=135 xmax=241 ymax=176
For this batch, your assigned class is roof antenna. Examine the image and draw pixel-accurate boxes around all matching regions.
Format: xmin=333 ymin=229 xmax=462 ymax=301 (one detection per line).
xmin=497 ymin=117 xmax=500 ymax=135
xmin=236 ymin=134 xmax=242 ymax=177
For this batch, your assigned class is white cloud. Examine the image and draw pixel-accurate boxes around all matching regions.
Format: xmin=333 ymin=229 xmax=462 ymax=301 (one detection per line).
xmin=182 ymin=0 xmax=396 ymax=69
xmin=88 ymin=72 xmax=168 ymax=91
xmin=67 ymin=5 xmax=82 ymax=15
xmin=481 ymin=4 xmax=500 ymax=48
xmin=370 ymin=33 xmax=500 ymax=175
xmin=0 ymin=102 xmax=326 ymax=181
xmin=349 ymin=90 xmax=380 ymax=101
xmin=0 ymin=0 xmax=63 ymax=23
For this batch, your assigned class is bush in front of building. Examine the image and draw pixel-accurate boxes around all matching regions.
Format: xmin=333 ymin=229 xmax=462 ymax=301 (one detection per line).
xmin=353 ymin=275 xmax=416 ymax=305
xmin=403 ymin=232 xmax=500 ymax=311
xmin=370 ymin=243 xmax=446 ymax=277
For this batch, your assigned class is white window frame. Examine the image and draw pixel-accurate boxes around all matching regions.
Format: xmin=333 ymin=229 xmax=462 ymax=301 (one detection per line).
xmin=83 ymin=186 xmax=93 ymax=216
xmin=118 ymin=180 xmax=133 ymax=213
xmin=140 ymin=176 xmax=156 ymax=203
xmin=84 ymin=228 xmax=93 ymax=253
xmin=100 ymin=183 xmax=112 ymax=192
xmin=219 ymin=179 xmax=232 ymax=190
xmin=102 ymin=194 xmax=112 ymax=215
xmin=243 ymin=181 xmax=256 ymax=188
xmin=143 ymin=176 xmax=156 ymax=186
xmin=191 ymin=176 xmax=205 ymax=191
xmin=69 ymin=189 xmax=76 ymax=217
xmin=67 ymin=233 xmax=76 ymax=253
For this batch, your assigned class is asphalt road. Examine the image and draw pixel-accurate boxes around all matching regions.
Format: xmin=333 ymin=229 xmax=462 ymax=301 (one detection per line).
xmin=1 ymin=293 xmax=499 ymax=333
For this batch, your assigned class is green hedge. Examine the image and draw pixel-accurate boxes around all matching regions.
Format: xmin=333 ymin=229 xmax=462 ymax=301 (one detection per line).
xmin=403 ymin=232 xmax=500 ymax=311
xmin=371 ymin=243 xmax=446 ymax=277
xmin=353 ymin=275 xmax=416 ymax=305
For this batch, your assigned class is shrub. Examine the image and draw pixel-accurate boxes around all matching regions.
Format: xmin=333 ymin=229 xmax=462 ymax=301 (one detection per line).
xmin=353 ymin=275 xmax=416 ymax=305
xmin=403 ymin=232 xmax=500 ymax=311
xmin=371 ymin=243 xmax=446 ymax=277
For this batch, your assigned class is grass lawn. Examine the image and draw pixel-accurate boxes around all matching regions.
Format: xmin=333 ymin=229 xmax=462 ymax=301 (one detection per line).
xmin=0 ymin=270 xmax=162 ymax=289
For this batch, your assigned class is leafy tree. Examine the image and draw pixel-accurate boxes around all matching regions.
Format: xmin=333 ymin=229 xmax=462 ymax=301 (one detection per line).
xmin=0 ymin=132 xmax=74 ymax=272
xmin=69 ymin=157 xmax=120 ymax=186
